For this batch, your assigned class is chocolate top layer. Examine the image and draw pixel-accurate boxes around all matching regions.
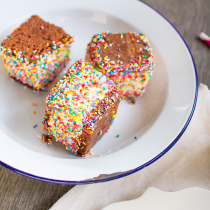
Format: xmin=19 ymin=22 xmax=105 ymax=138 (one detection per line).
xmin=1 ymin=15 xmax=68 ymax=62
xmin=99 ymin=33 xmax=150 ymax=65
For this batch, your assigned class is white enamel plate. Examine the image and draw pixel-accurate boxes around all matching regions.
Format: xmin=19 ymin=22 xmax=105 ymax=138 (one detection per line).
xmin=0 ymin=0 xmax=197 ymax=184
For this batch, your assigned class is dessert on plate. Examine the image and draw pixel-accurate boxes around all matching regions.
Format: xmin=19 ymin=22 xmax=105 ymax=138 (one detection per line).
xmin=42 ymin=60 xmax=121 ymax=157
xmin=0 ymin=15 xmax=74 ymax=92
xmin=85 ymin=32 xmax=155 ymax=103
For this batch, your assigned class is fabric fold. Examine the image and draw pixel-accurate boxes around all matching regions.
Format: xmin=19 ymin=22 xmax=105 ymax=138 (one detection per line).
xmin=50 ymin=84 xmax=210 ymax=210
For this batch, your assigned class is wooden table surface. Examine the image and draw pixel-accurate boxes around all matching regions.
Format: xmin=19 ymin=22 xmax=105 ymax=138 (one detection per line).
xmin=0 ymin=0 xmax=210 ymax=209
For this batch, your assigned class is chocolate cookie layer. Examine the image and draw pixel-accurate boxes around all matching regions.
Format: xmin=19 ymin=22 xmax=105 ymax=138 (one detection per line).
xmin=99 ymin=33 xmax=150 ymax=64
xmin=1 ymin=15 xmax=68 ymax=63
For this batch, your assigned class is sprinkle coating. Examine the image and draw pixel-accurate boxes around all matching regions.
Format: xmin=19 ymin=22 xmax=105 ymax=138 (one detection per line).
xmin=42 ymin=60 xmax=121 ymax=155
xmin=0 ymin=15 xmax=74 ymax=91
xmin=85 ymin=32 xmax=155 ymax=103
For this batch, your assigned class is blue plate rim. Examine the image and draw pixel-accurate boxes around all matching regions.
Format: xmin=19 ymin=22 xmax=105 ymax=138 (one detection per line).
xmin=0 ymin=0 xmax=198 ymax=185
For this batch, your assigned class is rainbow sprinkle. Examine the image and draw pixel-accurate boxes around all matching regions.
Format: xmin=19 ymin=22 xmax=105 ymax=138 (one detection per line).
xmin=0 ymin=17 xmax=74 ymax=92
xmin=42 ymin=60 xmax=121 ymax=156
xmin=85 ymin=32 xmax=155 ymax=103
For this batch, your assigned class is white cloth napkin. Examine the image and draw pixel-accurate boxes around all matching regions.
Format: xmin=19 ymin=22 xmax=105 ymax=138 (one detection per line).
xmin=50 ymin=83 xmax=210 ymax=210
